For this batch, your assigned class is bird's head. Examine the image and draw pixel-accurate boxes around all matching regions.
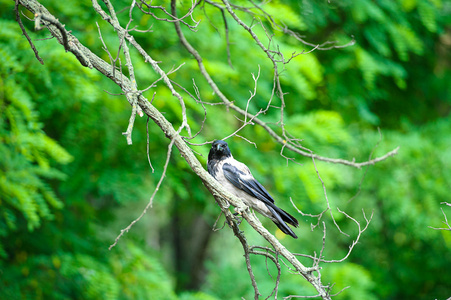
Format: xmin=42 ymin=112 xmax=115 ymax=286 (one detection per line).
xmin=208 ymin=140 xmax=232 ymax=160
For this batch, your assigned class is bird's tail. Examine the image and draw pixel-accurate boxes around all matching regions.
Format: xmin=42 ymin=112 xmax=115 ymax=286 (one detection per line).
xmin=266 ymin=205 xmax=299 ymax=239
xmin=274 ymin=220 xmax=298 ymax=239
xmin=278 ymin=208 xmax=299 ymax=228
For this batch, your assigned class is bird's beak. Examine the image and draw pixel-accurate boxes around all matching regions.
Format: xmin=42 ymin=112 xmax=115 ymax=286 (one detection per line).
xmin=217 ymin=144 xmax=222 ymax=151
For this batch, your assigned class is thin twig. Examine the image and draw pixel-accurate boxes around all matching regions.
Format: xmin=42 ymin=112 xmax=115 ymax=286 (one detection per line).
xmin=14 ymin=0 xmax=44 ymax=64
xmin=311 ymin=156 xmax=349 ymax=237
xmin=137 ymin=0 xmax=200 ymax=30
xmin=109 ymin=138 xmax=175 ymax=250
xmin=429 ymin=204 xmax=451 ymax=231
xmin=250 ymin=246 xmax=282 ymax=300
xmin=227 ymin=210 xmax=261 ymax=300
xmin=290 ymin=198 xmax=329 ymax=231
xmin=284 ymin=286 xmax=350 ymax=299
xmin=294 ymin=209 xmax=374 ymax=264
xmin=212 ymin=212 xmax=227 ymax=231
xmin=146 ymin=112 xmax=155 ymax=173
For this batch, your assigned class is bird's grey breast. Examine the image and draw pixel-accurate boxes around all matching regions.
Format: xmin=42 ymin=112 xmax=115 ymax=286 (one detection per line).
xmin=207 ymin=158 xmax=221 ymax=179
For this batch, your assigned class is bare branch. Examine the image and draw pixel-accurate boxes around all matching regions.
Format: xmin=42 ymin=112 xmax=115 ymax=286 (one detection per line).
xmin=203 ymin=0 xmax=234 ymax=68
xmin=221 ymin=67 xmax=262 ymax=142
xmin=122 ymin=104 xmax=138 ymax=145
xmin=228 ymin=213 xmax=262 ymax=300
xmin=429 ymin=203 xmax=451 ymax=231
xmin=312 ymin=156 xmax=349 ymax=236
xmin=146 ymin=112 xmax=155 ymax=173
xmin=34 ymin=9 xmax=92 ymax=68
xmin=34 ymin=13 xmax=69 ymax=51
xmin=14 ymin=0 xmax=44 ymax=64
xmin=212 ymin=212 xmax=227 ymax=231
xmin=284 ymin=286 xmax=350 ymax=299
xmin=178 ymin=79 xmax=209 ymax=142
xmin=294 ymin=209 xmax=374 ymax=264
xmin=99 ymin=0 xmax=144 ymax=145
xmin=322 ymin=209 xmax=373 ymax=263
xmin=250 ymin=246 xmax=282 ymax=300
xmin=95 ymin=22 xmax=117 ymax=76
xmin=178 ymin=0 xmax=399 ymax=169
xmin=109 ymin=138 xmax=175 ymax=250
xmin=137 ymin=0 xmax=200 ymax=30
xmin=290 ymin=198 xmax=329 ymax=231
xmin=92 ymin=0 xmax=192 ymax=136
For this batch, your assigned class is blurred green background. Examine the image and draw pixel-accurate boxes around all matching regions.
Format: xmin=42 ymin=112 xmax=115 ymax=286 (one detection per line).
xmin=1 ymin=0 xmax=450 ymax=299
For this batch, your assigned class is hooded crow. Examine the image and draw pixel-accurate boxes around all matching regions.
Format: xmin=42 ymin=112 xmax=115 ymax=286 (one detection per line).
xmin=207 ymin=140 xmax=299 ymax=238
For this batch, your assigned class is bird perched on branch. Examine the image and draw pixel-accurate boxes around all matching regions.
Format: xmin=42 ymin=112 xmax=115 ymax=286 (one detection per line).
xmin=207 ymin=140 xmax=299 ymax=238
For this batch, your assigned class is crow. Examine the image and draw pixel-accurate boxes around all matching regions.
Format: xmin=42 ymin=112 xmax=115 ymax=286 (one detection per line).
xmin=207 ymin=140 xmax=299 ymax=238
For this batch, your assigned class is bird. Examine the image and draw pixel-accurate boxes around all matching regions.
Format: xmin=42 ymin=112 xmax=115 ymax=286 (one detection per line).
xmin=207 ymin=140 xmax=299 ymax=238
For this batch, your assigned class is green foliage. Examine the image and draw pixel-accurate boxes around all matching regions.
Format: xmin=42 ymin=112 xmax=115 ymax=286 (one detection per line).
xmin=297 ymin=0 xmax=451 ymax=126
xmin=0 ymin=21 xmax=73 ymax=246
xmin=111 ymin=243 xmax=178 ymax=300
xmin=325 ymin=263 xmax=377 ymax=300
xmin=59 ymin=253 xmax=121 ymax=300
xmin=346 ymin=120 xmax=451 ymax=299
xmin=0 ymin=242 xmax=177 ymax=300
xmin=178 ymin=292 xmax=221 ymax=300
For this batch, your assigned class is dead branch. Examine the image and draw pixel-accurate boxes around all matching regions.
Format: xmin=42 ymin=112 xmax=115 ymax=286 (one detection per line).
xmin=250 ymin=246 xmax=282 ymax=299
xmin=92 ymin=0 xmax=192 ymax=136
xmin=137 ymin=0 xmax=200 ymax=30
xmin=429 ymin=203 xmax=451 ymax=231
xmin=14 ymin=0 xmax=44 ymax=64
xmin=294 ymin=209 xmax=374 ymax=264
xmin=109 ymin=138 xmax=176 ymax=250
xmin=34 ymin=8 xmax=92 ymax=68
xmin=177 ymin=0 xmax=399 ymax=169
xmin=229 ymin=212 xmax=262 ymax=300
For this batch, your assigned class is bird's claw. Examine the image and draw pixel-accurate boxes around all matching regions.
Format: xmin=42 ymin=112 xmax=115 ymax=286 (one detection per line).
xmin=232 ymin=212 xmax=243 ymax=225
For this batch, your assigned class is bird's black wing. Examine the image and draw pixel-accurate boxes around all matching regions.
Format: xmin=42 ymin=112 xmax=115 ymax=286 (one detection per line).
xmin=222 ymin=163 xmax=275 ymax=205
xmin=223 ymin=162 xmax=299 ymax=229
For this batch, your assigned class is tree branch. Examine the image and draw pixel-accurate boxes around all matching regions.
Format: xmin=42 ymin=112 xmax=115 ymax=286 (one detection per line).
xmin=33 ymin=7 xmax=93 ymax=68
xmin=92 ymin=0 xmax=192 ymax=136
xmin=429 ymin=202 xmax=451 ymax=231
xmin=175 ymin=0 xmax=399 ymax=169
xmin=14 ymin=0 xmax=44 ymax=64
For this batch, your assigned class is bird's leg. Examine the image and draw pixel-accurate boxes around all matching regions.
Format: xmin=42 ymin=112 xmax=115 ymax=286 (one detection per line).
xmin=233 ymin=204 xmax=251 ymax=225
xmin=232 ymin=212 xmax=243 ymax=225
